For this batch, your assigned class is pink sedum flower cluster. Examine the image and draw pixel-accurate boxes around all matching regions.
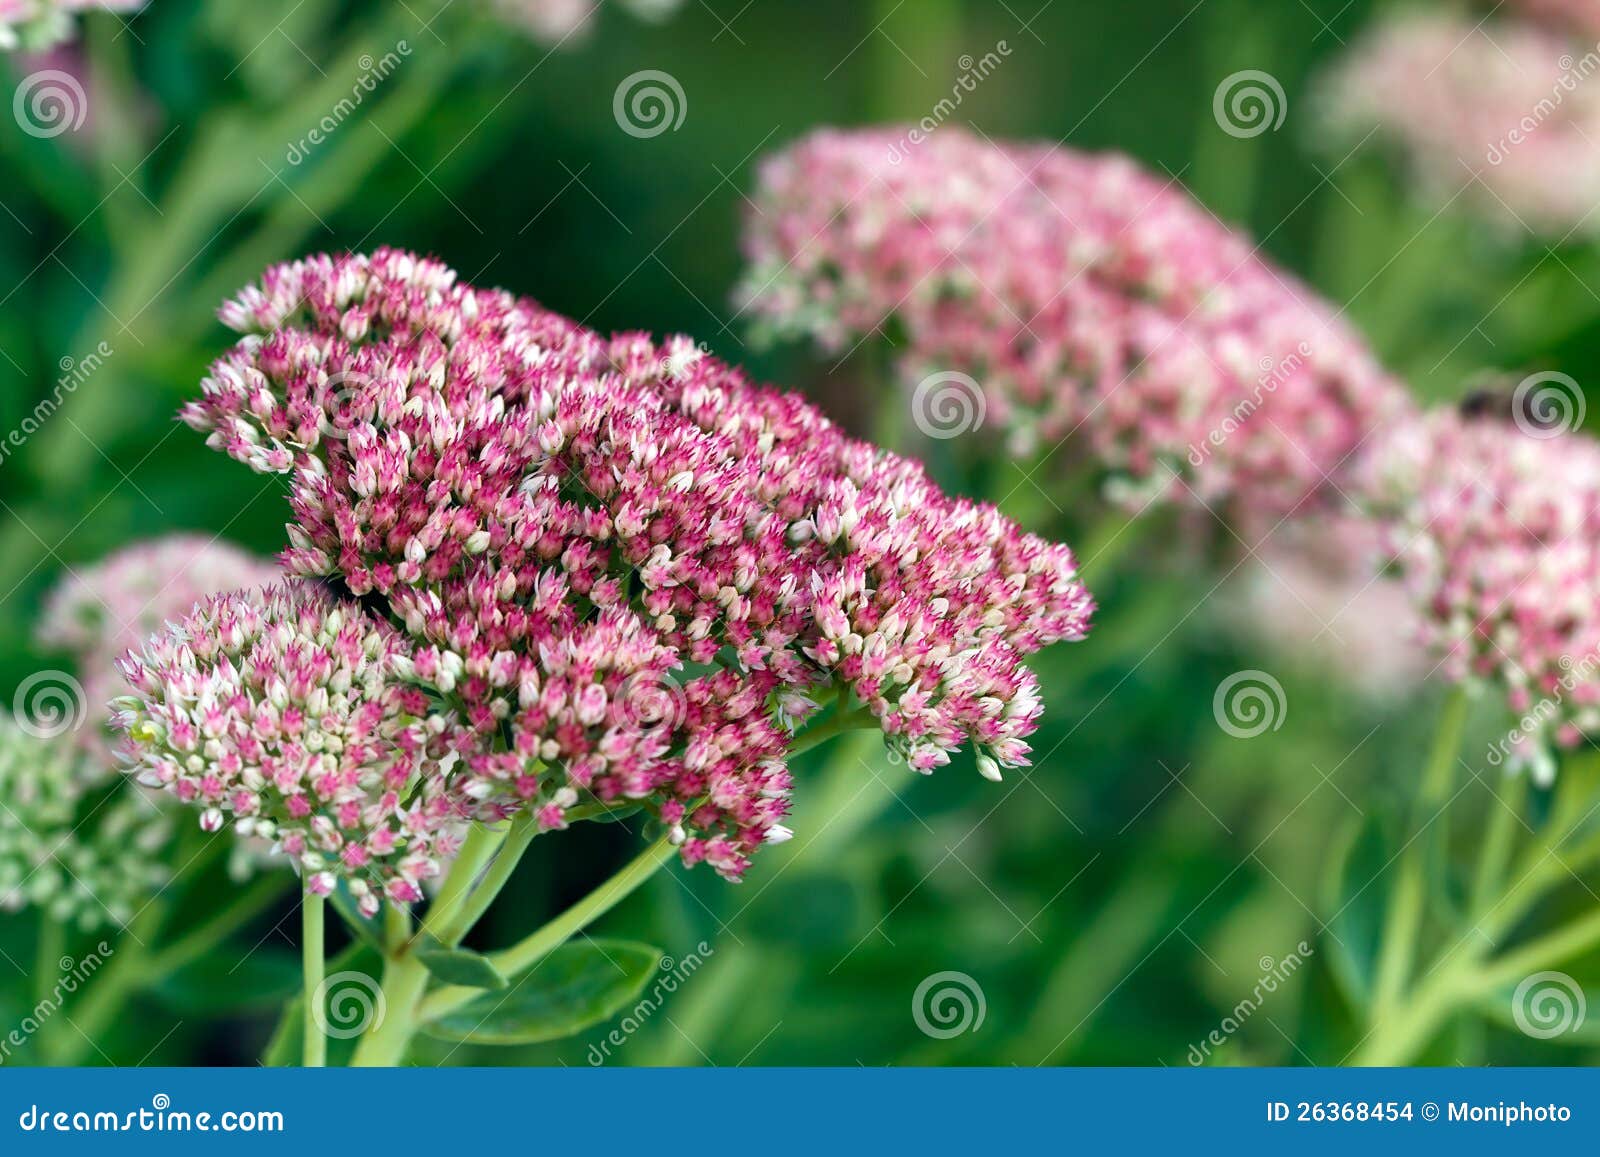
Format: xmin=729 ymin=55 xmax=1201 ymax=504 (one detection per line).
xmin=0 ymin=0 xmax=142 ymax=51
xmin=39 ymin=535 xmax=279 ymax=753
xmin=1361 ymin=408 xmax=1600 ymax=775
xmin=738 ymin=128 xmax=1409 ymax=531
xmin=114 ymin=582 xmax=470 ymax=914
xmin=159 ymin=248 xmax=1092 ymax=883
xmin=1319 ymin=10 xmax=1600 ymax=237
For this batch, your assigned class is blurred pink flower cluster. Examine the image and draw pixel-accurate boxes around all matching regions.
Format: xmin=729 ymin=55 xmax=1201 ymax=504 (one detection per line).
xmin=38 ymin=535 xmax=280 ymax=757
xmin=738 ymin=127 xmax=1409 ymax=534
xmin=130 ymin=248 xmax=1093 ymax=890
xmin=1319 ymin=9 xmax=1600 ymax=237
xmin=1361 ymin=408 xmax=1600 ymax=775
xmin=0 ymin=0 xmax=141 ymax=51
xmin=1507 ymin=0 xmax=1600 ymax=37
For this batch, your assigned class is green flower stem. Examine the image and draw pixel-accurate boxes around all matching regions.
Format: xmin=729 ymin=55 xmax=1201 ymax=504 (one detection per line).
xmin=302 ymin=890 xmax=326 ymax=1068
xmin=787 ymin=705 xmax=879 ymax=758
xmin=1477 ymin=907 xmax=1600 ymax=993
xmin=435 ymin=812 xmax=541 ymax=948
xmin=414 ymin=823 xmax=508 ymax=947
xmin=1370 ymin=687 xmax=1469 ymax=1023
xmin=1352 ymin=959 xmax=1473 ymax=1066
xmin=417 ymin=836 xmax=680 ymax=1026
xmin=1470 ymin=772 xmax=1526 ymax=917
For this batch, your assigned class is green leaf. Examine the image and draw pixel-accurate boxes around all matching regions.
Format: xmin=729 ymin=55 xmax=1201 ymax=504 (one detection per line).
xmin=1321 ymin=811 xmax=1392 ymax=1012
xmin=421 ymin=939 xmax=662 ymax=1045
xmin=153 ymin=949 xmax=303 ymax=1014
xmin=416 ymin=942 xmax=508 ymax=990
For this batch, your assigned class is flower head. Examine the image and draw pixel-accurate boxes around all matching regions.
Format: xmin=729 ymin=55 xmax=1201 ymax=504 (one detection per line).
xmin=37 ymin=535 xmax=280 ymax=756
xmin=0 ymin=718 xmax=168 ymax=929
xmin=1361 ymin=408 xmax=1600 ymax=774
xmin=738 ymin=128 xmax=1408 ymax=533
xmin=113 ymin=582 xmax=472 ymax=913
xmin=174 ymin=249 xmax=1093 ymax=875
xmin=1318 ymin=10 xmax=1600 ymax=237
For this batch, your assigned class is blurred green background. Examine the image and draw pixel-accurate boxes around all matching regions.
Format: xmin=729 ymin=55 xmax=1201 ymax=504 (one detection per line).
xmin=2 ymin=0 xmax=1598 ymax=1066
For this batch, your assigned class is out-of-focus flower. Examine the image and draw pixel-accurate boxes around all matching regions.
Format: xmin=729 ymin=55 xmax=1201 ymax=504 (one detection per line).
xmin=1506 ymin=0 xmax=1600 ymax=37
xmin=1224 ymin=517 xmax=1426 ymax=699
xmin=0 ymin=718 xmax=167 ymax=929
xmin=1318 ymin=10 xmax=1600 ymax=237
xmin=488 ymin=0 xmax=680 ymax=43
xmin=113 ymin=583 xmax=474 ymax=914
xmin=176 ymin=249 xmax=1093 ymax=878
xmin=0 ymin=0 xmax=143 ymax=52
xmin=737 ymin=127 xmax=1410 ymax=535
xmin=37 ymin=535 xmax=279 ymax=753
xmin=1361 ymin=408 xmax=1600 ymax=777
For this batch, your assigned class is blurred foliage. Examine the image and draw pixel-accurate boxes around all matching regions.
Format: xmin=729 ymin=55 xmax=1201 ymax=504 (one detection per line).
xmin=1 ymin=0 xmax=1598 ymax=1067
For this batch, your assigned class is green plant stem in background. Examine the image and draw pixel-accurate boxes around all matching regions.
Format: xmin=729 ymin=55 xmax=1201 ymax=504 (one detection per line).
xmin=1369 ymin=687 xmax=1469 ymax=1024
xmin=302 ymin=890 xmax=326 ymax=1068
xmin=145 ymin=874 xmax=290 ymax=975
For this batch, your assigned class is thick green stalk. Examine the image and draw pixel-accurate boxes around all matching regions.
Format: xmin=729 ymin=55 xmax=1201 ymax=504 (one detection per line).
xmin=302 ymin=891 xmax=326 ymax=1068
xmin=437 ymin=813 xmax=540 ymax=947
xmin=1370 ymin=687 xmax=1469 ymax=1021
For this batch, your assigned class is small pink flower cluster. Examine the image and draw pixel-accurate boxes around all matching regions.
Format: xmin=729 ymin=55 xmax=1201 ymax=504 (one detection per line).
xmin=114 ymin=582 xmax=470 ymax=914
xmin=1361 ymin=408 xmax=1600 ymax=767
xmin=39 ymin=535 xmax=279 ymax=753
xmin=163 ymin=249 xmax=1092 ymax=881
xmin=737 ymin=128 xmax=1408 ymax=530
xmin=1319 ymin=10 xmax=1600 ymax=237
xmin=0 ymin=0 xmax=142 ymax=51
xmin=1506 ymin=0 xmax=1600 ymax=37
